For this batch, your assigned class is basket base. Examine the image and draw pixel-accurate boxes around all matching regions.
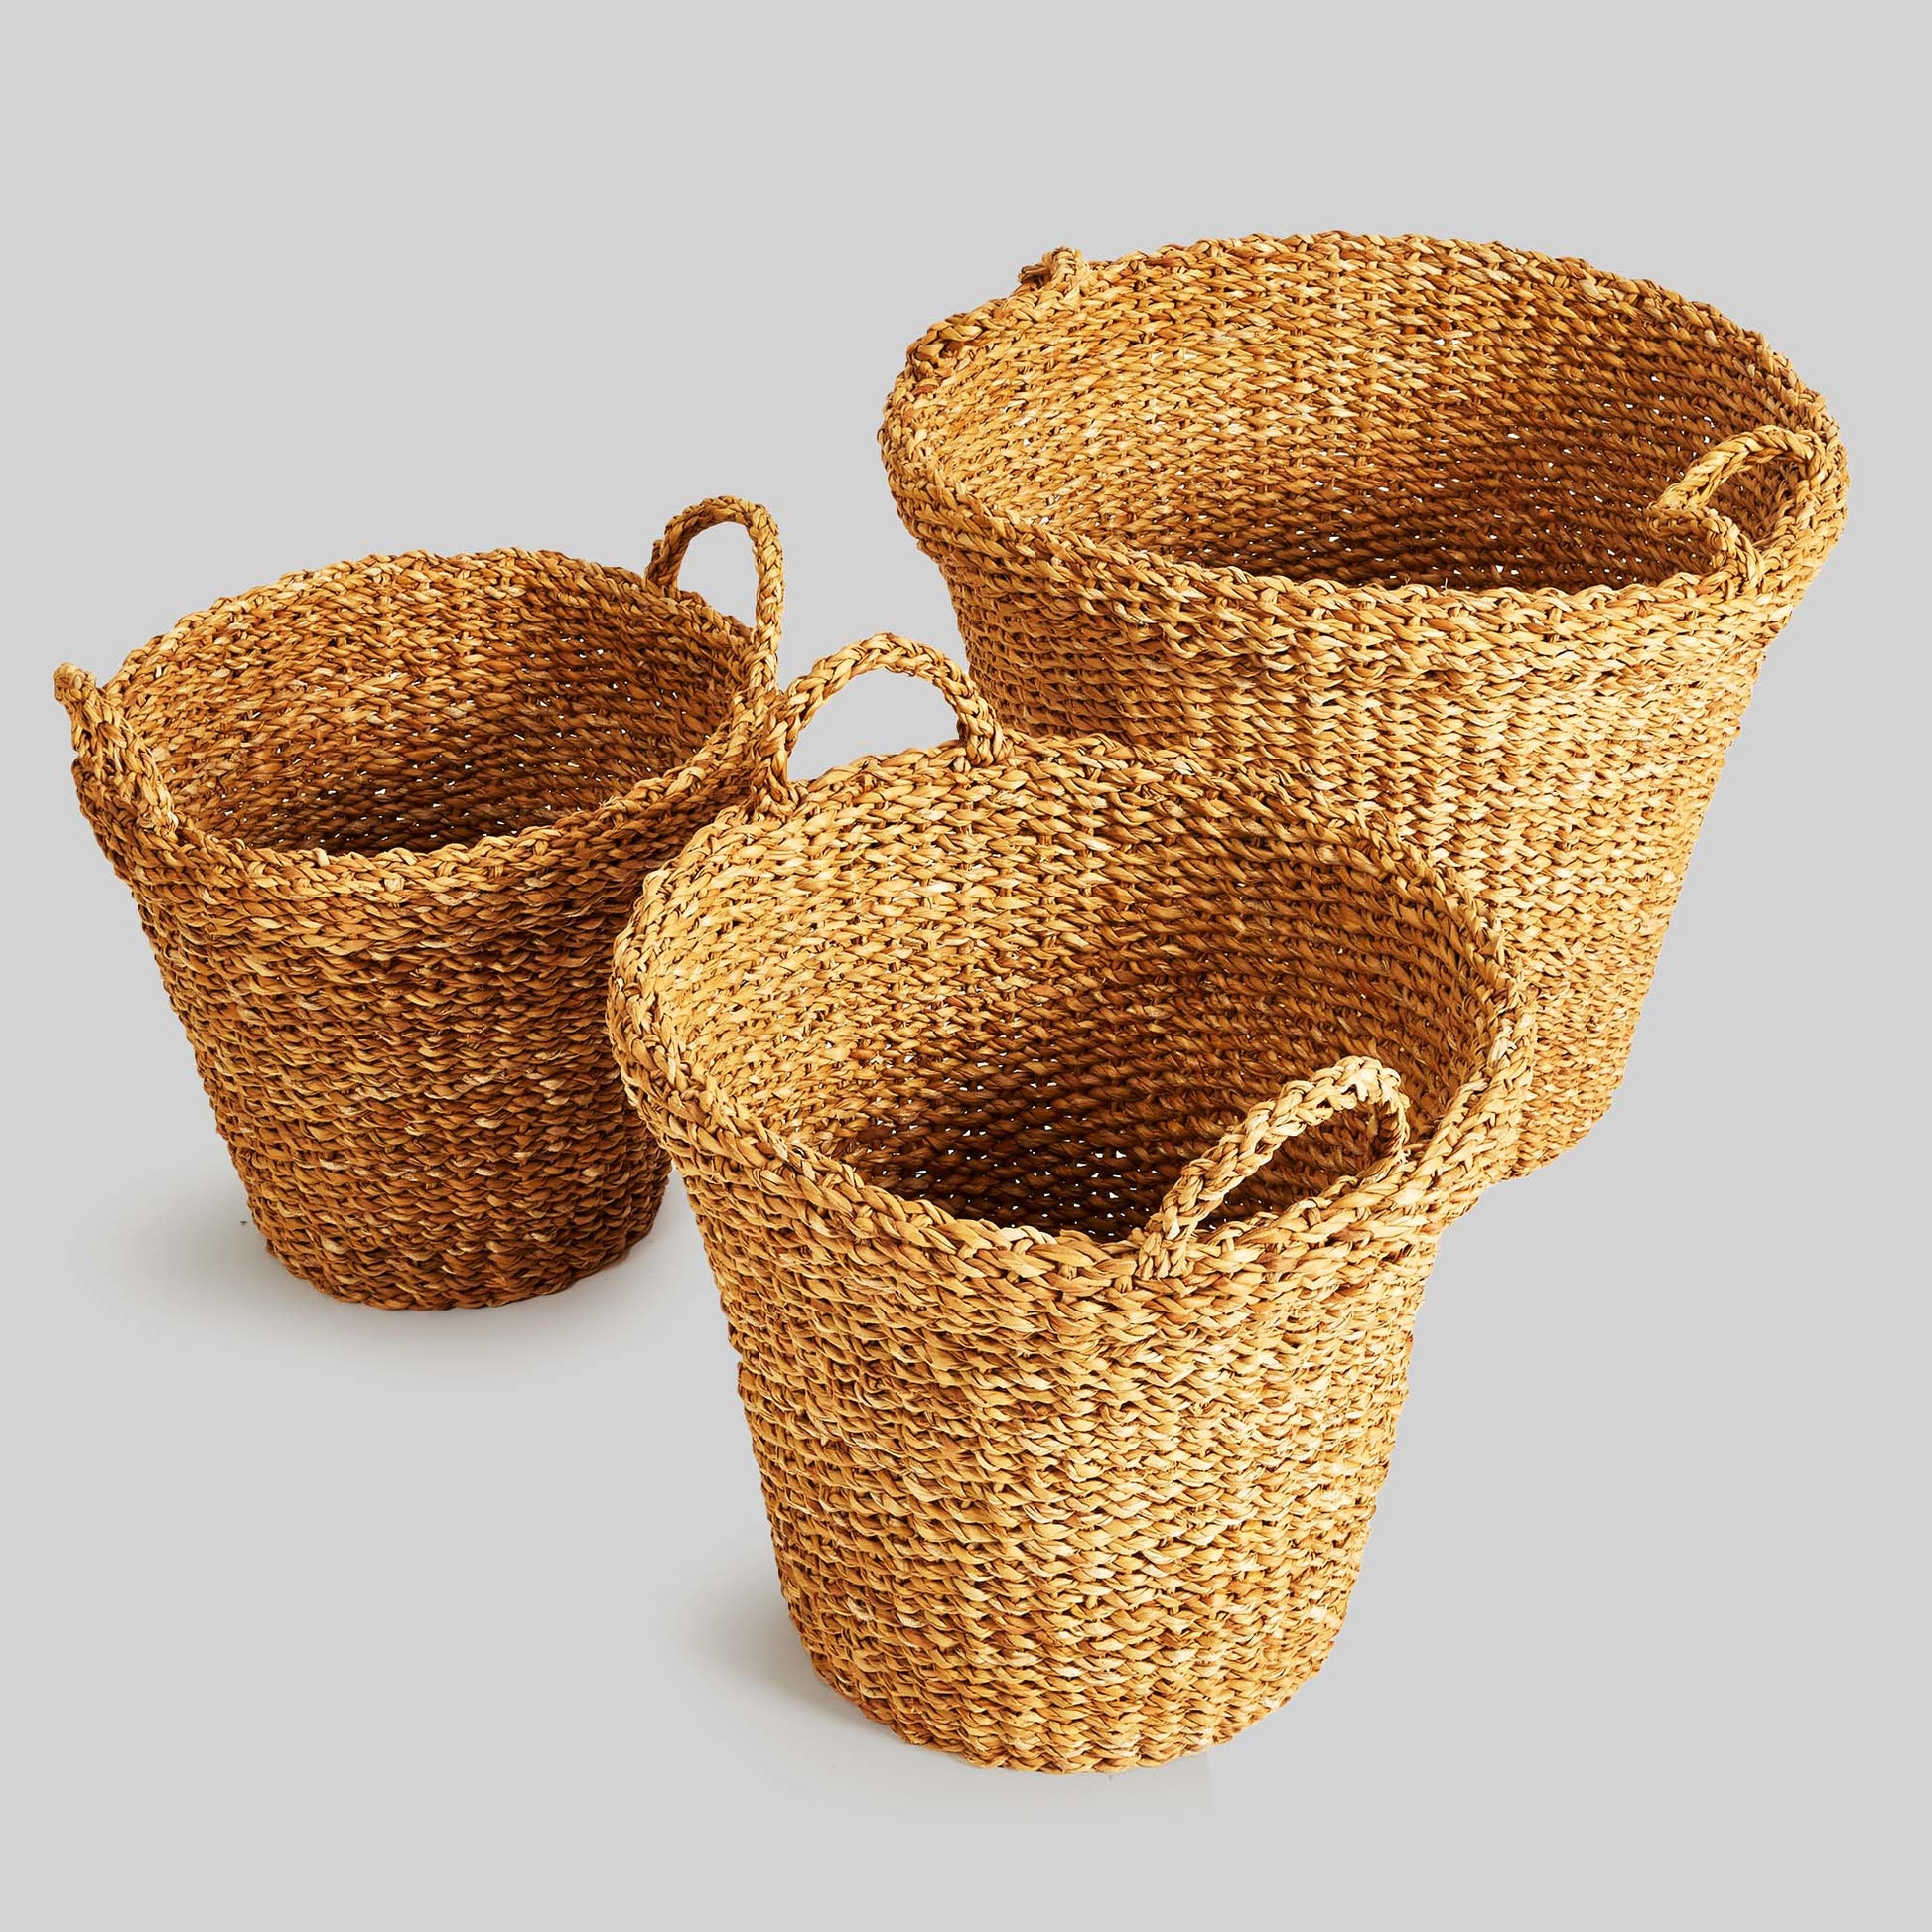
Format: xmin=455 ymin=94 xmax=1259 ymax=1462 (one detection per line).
xmin=252 ymin=1155 xmax=670 ymax=1311
xmin=786 ymin=1592 xmax=1336 ymax=1774
xmin=1504 ymin=1016 xmax=1635 ymax=1177
xmin=1507 ymin=1101 xmax=1604 ymax=1178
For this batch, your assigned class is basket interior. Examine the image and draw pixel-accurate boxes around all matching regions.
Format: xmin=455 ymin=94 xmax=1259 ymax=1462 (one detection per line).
xmin=911 ymin=237 xmax=1824 ymax=593
xmin=657 ymin=756 xmax=1508 ymax=1240
xmin=118 ymin=551 xmax=756 ymax=854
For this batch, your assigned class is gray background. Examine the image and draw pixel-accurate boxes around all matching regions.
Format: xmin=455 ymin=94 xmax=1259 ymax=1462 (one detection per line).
xmin=3 ymin=7 xmax=1923 ymax=1927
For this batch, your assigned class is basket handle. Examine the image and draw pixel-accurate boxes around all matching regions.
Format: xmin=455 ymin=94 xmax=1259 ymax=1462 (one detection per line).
xmin=644 ymin=496 xmax=783 ymax=696
xmin=758 ymin=633 xmax=1007 ymax=809
xmin=1015 ymin=247 xmax=1090 ymax=297
xmin=1649 ymin=425 xmax=1829 ymax=590
xmin=53 ymin=663 xmax=185 ymax=842
xmin=1133 ymin=1056 xmax=1411 ymax=1277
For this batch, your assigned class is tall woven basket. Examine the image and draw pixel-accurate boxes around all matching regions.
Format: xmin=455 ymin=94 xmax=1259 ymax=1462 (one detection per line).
xmin=608 ymin=635 xmax=1532 ymax=1770
xmin=880 ymin=233 xmax=1848 ymax=1173
xmin=57 ymin=498 xmax=784 ymax=1310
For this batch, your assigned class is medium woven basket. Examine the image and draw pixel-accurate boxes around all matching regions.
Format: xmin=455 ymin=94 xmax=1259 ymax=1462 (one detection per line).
xmin=608 ymin=635 xmax=1532 ymax=1770
xmin=58 ymin=498 xmax=784 ymax=1311
xmin=880 ymin=233 xmax=1848 ymax=1173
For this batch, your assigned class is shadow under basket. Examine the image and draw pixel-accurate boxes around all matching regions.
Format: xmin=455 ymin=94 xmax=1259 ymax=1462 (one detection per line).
xmin=609 ymin=634 xmax=1532 ymax=1769
xmin=880 ymin=232 xmax=1849 ymax=1174
xmin=57 ymin=498 xmax=784 ymax=1310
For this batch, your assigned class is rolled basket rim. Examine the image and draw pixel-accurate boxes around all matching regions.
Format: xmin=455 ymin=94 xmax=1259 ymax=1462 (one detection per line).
xmin=81 ymin=545 xmax=773 ymax=886
xmin=610 ymin=736 xmax=1533 ymax=1300
xmin=880 ymin=230 xmax=1846 ymax=663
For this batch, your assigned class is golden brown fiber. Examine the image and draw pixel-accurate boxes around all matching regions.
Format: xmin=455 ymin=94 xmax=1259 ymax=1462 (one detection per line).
xmin=57 ymin=499 xmax=785 ymax=1310
xmin=880 ymin=234 xmax=1848 ymax=1173
xmin=608 ymin=635 xmax=1531 ymax=1770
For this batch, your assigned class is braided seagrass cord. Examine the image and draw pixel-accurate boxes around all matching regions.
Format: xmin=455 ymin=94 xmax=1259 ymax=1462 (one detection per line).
xmin=58 ymin=499 xmax=784 ymax=1309
xmin=881 ymin=233 xmax=1848 ymax=1173
xmin=609 ymin=635 xmax=1531 ymax=1769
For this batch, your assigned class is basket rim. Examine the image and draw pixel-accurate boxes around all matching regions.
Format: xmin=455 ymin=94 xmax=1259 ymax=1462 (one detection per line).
xmin=75 ymin=546 xmax=774 ymax=887
xmin=880 ymin=230 xmax=1847 ymax=662
xmin=610 ymin=735 xmax=1533 ymax=1300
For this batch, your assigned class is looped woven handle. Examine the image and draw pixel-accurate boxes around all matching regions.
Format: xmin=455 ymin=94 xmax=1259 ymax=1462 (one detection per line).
xmin=646 ymin=496 xmax=783 ymax=697
xmin=53 ymin=662 xmax=187 ymax=846
xmin=1649 ymin=425 xmax=1827 ymax=590
xmin=758 ymin=633 xmax=1007 ymax=810
xmin=1133 ymin=1056 xmax=1411 ymax=1278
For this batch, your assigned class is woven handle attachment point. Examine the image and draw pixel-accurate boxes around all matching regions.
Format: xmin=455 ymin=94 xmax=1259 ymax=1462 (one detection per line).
xmin=1016 ymin=247 xmax=1089 ymax=297
xmin=759 ymin=634 xmax=1007 ymax=810
xmin=1649 ymin=425 xmax=1827 ymax=590
xmin=53 ymin=661 xmax=184 ymax=841
xmin=1134 ymin=1056 xmax=1411 ymax=1277
xmin=645 ymin=496 xmax=783 ymax=697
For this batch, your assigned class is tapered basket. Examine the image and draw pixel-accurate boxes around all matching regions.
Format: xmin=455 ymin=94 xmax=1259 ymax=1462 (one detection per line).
xmin=608 ymin=635 xmax=1531 ymax=1769
xmin=57 ymin=498 xmax=784 ymax=1309
xmin=880 ymin=233 xmax=1848 ymax=1173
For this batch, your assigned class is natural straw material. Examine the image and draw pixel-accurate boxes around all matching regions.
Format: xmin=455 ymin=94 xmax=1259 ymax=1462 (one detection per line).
xmin=608 ymin=635 xmax=1531 ymax=1770
xmin=58 ymin=500 xmax=784 ymax=1310
xmin=881 ymin=233 xmax=1848 ymax=1173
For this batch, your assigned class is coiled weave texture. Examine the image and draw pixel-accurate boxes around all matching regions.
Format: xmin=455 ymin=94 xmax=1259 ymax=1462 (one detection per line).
xmin=881 ymin=233 xmax=1848 ymax=1173
xmin=609 ymin=635 xmax=1531 ymax=1769
xmin=58 ymin=499 xmax=784 ymax=1309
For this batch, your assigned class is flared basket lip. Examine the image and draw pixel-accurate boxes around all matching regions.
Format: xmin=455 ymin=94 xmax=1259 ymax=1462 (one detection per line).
xmin=611 ymin=734 xmax=1535 ymax=1299
xmin=69 ymin=546 xmax=774 ymax=887
xmin=880 ymin=230 xmax=1847 ymax=659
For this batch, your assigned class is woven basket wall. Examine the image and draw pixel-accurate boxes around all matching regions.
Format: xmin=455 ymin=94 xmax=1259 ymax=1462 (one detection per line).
xmin=880 ymin=233 xmax=1848 ymax=1173
xmin=58 ymin=499 xmax=783 ymax=1310
xmin=608 ymin=635 xmax=1531 ymax=1770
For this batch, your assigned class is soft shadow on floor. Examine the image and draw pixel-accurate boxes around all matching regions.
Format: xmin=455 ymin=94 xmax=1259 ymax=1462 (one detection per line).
xmin=686 ymin=1571 xmax=880 ymax=1733
xmin=101 ymin=1164 xmax=705 ymax=1352
xmin=108 ymin=1170 xmax=303 ymax=1308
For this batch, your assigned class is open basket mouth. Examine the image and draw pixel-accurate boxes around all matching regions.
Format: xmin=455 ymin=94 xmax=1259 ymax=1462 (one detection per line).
xmin=885 ymin=232 xmax=1844 ymax=610
xmin=56 ymin=500 xmax=787 ymax=874
xmin=83 ymin=550 xmax=759 ymax=858
xmin=613 ymin=636 xmax=1531 ymax=1262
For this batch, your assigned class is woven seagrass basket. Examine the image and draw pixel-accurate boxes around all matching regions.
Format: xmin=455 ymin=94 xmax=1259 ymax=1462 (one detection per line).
xmin=57 ymin=498 xmax=784 ymax=1310
xmin=880 ymin=233 xmax=1848 ymax=1174
xmin=608 ymin=635 xmax=1532 ymax=1771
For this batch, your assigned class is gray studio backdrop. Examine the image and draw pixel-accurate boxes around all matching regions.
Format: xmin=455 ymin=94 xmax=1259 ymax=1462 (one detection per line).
xmin=2 ymin=7 xmax=1922 ymax=1929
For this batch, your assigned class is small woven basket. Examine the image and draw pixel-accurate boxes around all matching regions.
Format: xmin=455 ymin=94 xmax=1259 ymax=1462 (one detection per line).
xmin=58 ymin=499 xmax=785 ymax=1310
xmin=608 ymin=635 xmax=1531 ymax=1770
xmin=880 ymin=233 xmax=1849 ymax=1173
